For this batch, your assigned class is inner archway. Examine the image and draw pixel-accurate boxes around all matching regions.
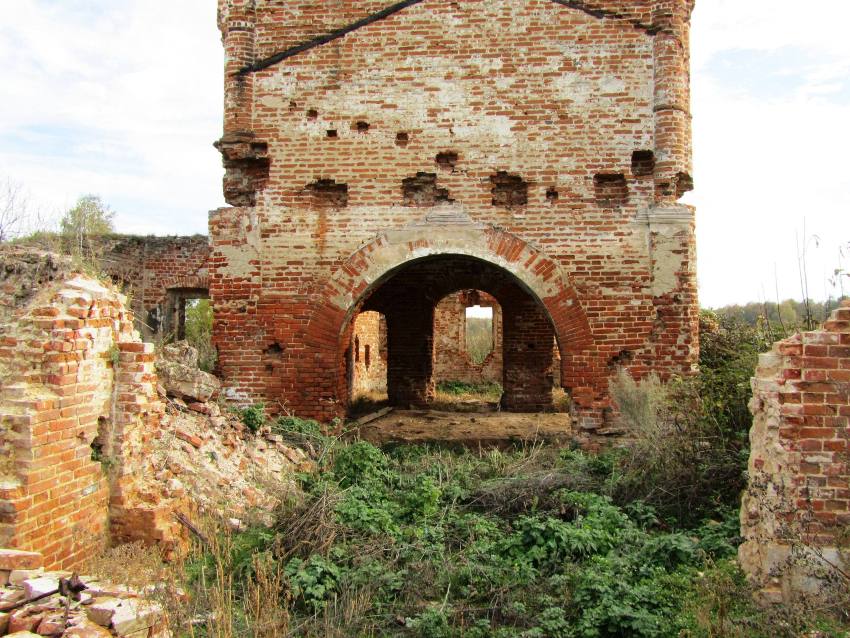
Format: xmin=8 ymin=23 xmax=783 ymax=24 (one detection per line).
xmin=342 ymin=254 xmax=560 ymax=416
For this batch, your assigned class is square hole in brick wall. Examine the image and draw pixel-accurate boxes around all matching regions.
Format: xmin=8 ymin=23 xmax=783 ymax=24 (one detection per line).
xmin=402 ymin=172 xmax=453 ymax=206
xmin=307 ymin=179 xmax=349 ymax=208
xmin=593 ymin=173 xmax=628 ymax=207
xmin=490 ymin=172 xmax=528 ymax=208
xmin=435 ymin=151 xmax=458 ymax=170
xmin=631 ymin=150 xmax=655 ymax=177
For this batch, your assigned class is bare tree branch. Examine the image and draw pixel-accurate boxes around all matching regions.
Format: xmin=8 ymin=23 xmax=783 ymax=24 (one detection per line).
xmin=0 ymin=178 xmax=27 ymax=243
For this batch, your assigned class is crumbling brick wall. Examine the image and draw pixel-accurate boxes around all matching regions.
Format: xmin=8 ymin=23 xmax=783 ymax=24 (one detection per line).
xmin=212 ymin=0 xmax=698 ymax=433
xmin=350 ymin=310 xmax=388 ymax=398
xmin=740 ymin=300 xmax=850 ymax=602
xmin=433 ymin=290 xmax=503 ymax=386
xmin=0 ymin=249 xmax=184 ymax=569
xmin=12 ymin=234 xmax=212 ymax=343
xmin=98 ymin=235 xmax=211 ymax=341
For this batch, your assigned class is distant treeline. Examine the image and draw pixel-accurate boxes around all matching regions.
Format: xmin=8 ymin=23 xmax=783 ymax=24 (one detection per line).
xmin=709 ymin=297 xmax=848 ymax=330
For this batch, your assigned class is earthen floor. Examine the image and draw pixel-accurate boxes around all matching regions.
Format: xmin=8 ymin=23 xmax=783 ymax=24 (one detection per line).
xmin=355 ymin=408 xmax=573 ymax=447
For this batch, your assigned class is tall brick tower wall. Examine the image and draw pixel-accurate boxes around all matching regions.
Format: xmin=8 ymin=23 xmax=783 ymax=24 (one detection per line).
xmin=211 ymin=0 xmax=698 ymax=432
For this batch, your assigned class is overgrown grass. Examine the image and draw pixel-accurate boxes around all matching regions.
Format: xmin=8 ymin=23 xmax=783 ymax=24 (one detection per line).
xmin=433 ymin=381 xmax=503 ymax=409
xmin=88 ymin=311 xmax=847 ymax=636
xmin=164 ymin=440 xmax=848 ymax=637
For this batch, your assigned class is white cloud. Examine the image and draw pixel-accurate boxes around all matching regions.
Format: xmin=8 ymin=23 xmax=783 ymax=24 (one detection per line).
xmin=1 ymin=1 xmax=848 ymax=305
xmin=687 ymin=0 xmax=850 ymax=306
xmin=0 ymin=0 xmax=224 ymax=235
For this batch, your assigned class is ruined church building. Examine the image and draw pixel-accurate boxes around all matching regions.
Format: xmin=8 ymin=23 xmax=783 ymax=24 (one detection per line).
xmin=212 ymin=0 xmax=698 ymax=432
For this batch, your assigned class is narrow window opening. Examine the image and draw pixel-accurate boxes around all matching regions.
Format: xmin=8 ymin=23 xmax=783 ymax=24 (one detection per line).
xmin=465 ymin=305 xmax=494 ymax=364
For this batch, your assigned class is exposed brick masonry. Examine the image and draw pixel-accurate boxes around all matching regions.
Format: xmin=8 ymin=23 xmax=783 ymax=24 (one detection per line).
xmin=740 ymin=301 xmax=850 ymax=602
xmin=211 ymin=0 xmax=699 ymax=433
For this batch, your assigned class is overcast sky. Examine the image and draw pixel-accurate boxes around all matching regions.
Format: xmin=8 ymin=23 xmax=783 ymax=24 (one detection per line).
xmin=1 ymin=0 xmax=848 ymax=308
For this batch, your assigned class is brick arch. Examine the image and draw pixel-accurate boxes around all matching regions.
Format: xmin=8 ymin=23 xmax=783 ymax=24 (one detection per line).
xmin=302 ymin=225 xmax=606 ymax=418
xmin=162 ymin=274 xmax=210 ymax=291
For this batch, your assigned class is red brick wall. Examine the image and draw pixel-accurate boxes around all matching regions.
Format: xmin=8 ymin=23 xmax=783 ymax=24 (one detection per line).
xmin=740 ymin=301 xmax=850 ymax=602
xmin=211 ymin=0 xmax=698 ymax=433
xmin=0 ymin=252 xmax=184 ymax=570
xmin=99 ymin=236 xmax=211 ymax=340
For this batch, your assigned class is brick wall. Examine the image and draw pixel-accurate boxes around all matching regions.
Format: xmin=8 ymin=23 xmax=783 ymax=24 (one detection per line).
xmin=98 ymin=236 xmax=211 ymax=341
xmin=740 ymin=300 xmax=850 ymax=602
xmin=351 ymin=310 xmax=388 ymax=398
xmin=211 ymin=0 xmax=698 ymax=433
xmin=0 ymin=249 xmax=184 ymax=570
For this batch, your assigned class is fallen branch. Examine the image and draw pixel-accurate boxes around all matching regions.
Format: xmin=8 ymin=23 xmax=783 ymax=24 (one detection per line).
xmin=174 ymin=512 xmax=210 ymax=547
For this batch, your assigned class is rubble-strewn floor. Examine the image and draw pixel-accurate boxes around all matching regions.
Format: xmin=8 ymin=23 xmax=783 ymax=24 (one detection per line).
xmin=151 ymin=397 xmax=313 ymax=524
xmin=355 ymin=409 xmax=573 ymax=447
xmin=0 ymin=557 xmax=168 ymax=637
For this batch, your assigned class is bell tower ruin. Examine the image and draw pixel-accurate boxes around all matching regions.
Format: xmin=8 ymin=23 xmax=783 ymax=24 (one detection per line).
xmin=211 ymin=0 xmax=699 ymax=433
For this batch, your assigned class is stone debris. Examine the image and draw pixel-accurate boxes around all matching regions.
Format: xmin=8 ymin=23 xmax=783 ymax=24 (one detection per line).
xmin=150 ymin=394 xmax=311 ymax=523
xmin=155 ymin=342 xmax=221 ymax=403
xmin=0 ymin=550 xmax=171 ymax=637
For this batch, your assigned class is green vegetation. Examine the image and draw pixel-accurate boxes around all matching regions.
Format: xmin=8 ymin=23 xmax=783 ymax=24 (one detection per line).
xmin=60 ymin=194 xmax=115 ymax=261
xmin=434 ymin=381 xmax=503 ymax=410
xmin=185 ymin=298 xmax=217 ymax=372
xmin=465 ymin=316 xmax=494 ymax=364
xmin=88 ymin=312 xmax=848 ymax=637
xmin=234 ymin=403 xmax=266 ymax=434
xmin=173 ymin=439 xmax=846 ymax=637
xmin=712 ymin=297 xmax=848 ymax=332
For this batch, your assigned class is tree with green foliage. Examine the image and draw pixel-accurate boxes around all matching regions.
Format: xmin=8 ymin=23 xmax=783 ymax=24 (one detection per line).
xmin=60 ymin=195 xmax=115 ymax=255
xmin=184 ymin=298 xmax=217 ymax=372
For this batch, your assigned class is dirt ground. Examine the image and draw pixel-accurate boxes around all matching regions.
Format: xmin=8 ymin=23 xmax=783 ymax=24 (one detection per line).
xmin=355 ymin=407 xmax=573 ymax=447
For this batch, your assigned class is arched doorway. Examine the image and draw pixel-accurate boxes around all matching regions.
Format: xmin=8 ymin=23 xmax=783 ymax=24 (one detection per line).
xmin=298 ymin=226 xmax=601 ymax=425
xmin=340 ymin=254 xmax=560 ymax=415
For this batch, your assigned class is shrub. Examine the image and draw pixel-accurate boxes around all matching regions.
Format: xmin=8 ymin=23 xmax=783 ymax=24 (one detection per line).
xmin=235 ymin=403 xmax=266 ymax=433
xmin=610 ymin=370 xmax=746 ymax=525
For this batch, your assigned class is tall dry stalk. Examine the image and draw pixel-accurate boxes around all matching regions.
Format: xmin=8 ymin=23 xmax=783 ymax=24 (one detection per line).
xmin=244 ymin=553 xmax=290 ymax=638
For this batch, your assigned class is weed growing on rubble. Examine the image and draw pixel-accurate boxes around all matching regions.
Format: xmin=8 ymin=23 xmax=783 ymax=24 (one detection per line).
xmin=233 ymin=403 xmax=266 ymax=434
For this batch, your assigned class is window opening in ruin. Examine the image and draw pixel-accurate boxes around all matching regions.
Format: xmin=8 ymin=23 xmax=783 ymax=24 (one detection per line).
xmin=349 ymin=310 xmax=389 ymax=413
xmin=354 ymin=121 xmax=370 ymax=133
xmin=165 ymin=288 xmax=209 ymax=342
xmin=465 ymin=305 xmax=494 ymax=364
xmin=395 ymin=132 xmax=409 ymax=147
xmin=545 ymin=187 xmax=559 ymax=202
xmin=326 ymin=129 xmax=338 ymax=138
xmin=307 ymin=109 xmax=318 ymax=119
